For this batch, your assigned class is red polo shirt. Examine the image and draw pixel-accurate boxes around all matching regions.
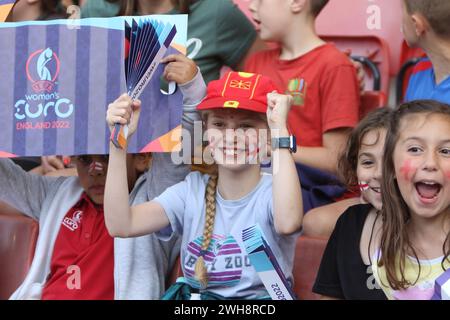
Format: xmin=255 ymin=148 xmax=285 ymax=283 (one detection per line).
xmin=41 ymin=194 xmax=114 ymax=300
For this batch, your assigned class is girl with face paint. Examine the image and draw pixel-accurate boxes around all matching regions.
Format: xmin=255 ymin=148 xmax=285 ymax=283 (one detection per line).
xmin=105 ymin=72 xmax=303 ymax=299
xmin=305 ymin=108 xmax=393 ymax=238
xmin=371 ymin=100 xmax=450 ymax=300
xmin=312 ymin=107 xmax=392 ymax=300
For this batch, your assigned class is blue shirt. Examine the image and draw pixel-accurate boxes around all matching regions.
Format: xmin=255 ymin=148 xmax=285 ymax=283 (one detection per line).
xmin=405 ymin=58 xmax=450 ymax=104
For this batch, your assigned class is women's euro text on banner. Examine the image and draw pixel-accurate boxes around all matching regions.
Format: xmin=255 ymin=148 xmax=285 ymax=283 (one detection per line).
xmin=0 ymin=16 xmax=187 ymax=157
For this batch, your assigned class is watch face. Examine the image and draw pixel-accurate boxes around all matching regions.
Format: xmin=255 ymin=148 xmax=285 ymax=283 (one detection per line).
xmin=279 ymin=138 xmax=290 ymax=148
xmin=272 ymin=136 xmax=296 ymax=153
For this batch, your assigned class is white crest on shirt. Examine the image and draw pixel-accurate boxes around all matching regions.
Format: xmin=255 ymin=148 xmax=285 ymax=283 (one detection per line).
xmin=62 ymin=210 xmax=83 ymax=232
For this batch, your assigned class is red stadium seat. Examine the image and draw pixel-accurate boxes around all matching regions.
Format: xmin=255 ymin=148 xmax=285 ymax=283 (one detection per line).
xmin=360 ymin=91 xmax=387 ymax=119
xmin=167 ymin=255 xmax=183 ymax=289
xmin=292 ymin=235 xmax=328 ymax=300
xmin=0 ymin=201 xmax=24 ymax=216
xmin=0 ymin=208 xmax=38 ymax=300
xmin=400 ymin=40 xmax=425 ymax=68
xmin=321 ymin=35 xmax=391 ymax=96
xmin=316 ymin=0 xmax=404 ymax=75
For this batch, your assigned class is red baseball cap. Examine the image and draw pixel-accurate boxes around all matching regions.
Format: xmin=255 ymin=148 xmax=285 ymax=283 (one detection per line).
xmin=197 ymin=71 xmax=278 ymax=113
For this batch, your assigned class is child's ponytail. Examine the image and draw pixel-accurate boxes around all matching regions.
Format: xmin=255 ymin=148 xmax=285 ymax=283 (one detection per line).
xmin=195 ymin=173 xmax=218 ymax=288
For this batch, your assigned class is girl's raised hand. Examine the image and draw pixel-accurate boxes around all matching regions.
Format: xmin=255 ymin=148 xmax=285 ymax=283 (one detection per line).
xmin=266 ymin=92 xmax=292 ymax=132
xmin=106 ymin=94 xmax=141 ymax=137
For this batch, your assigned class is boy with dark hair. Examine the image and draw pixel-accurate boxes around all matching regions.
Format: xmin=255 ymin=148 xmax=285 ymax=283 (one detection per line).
xmin=402 ymin=0 xmax=450 ymax=104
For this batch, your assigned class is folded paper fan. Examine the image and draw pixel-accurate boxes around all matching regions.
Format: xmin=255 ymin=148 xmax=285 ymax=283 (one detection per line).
xmin=111 ymin=18 xmax=177 ymax=149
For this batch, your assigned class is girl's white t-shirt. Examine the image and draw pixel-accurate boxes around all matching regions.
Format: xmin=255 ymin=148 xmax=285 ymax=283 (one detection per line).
xmin=155 ymin=171 xmax=299 ymax=299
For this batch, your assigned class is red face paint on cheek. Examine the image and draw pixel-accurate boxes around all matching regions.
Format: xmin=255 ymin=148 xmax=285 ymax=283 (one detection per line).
xmin=399 ymin=159 xmax=415 ymax=182
xmin=445 ymin=170 xmax=450 ymax=181
xmin=358 ymin=182 xmax=369 ymax=192
xmin=208 ymin=136 xmax=219 ymax=148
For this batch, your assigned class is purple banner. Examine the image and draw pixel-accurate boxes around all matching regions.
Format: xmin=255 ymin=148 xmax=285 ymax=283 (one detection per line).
xmin=0 ymin=17 xmax=186 ymax=157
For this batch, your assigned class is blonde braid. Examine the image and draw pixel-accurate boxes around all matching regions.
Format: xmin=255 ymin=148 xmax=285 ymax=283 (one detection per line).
xmin=194 ymin=173 xmax=218 ymax=289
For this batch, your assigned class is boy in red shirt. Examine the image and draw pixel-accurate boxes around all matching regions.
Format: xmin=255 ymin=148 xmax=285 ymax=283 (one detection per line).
xmin=245 ymin=0 xmax=360 ymax=175
xmin=41 ymin=154 xmax=153 ymax=300
xmin=245 ymin=0 xmax=360 ymax=212
xmin=0 ymin=153 xmax=150 ymax=299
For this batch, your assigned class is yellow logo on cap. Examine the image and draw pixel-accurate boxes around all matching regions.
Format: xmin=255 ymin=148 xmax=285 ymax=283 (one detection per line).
xmin=224 ymin=101 xmax=240 ymax=108
xmin=230 ymin=80 xmax=252 ymax=90
xmin=237 ymin=72 xmax=255 ymax=78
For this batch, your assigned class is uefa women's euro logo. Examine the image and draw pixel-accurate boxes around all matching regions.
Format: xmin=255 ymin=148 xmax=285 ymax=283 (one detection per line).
xmin=14 ymin=47 xmax=74 ymax=129
xmin=26 ymin=48 xmax=61 ymax=94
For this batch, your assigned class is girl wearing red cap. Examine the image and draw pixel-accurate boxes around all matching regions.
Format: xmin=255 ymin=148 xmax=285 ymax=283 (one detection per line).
xmin=105 ymin=71 xmax=303 ymax=299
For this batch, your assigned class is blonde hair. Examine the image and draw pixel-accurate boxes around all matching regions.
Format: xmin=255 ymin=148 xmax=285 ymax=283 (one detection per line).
xmin=194 ymin=172 xmax=218 ymax=288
